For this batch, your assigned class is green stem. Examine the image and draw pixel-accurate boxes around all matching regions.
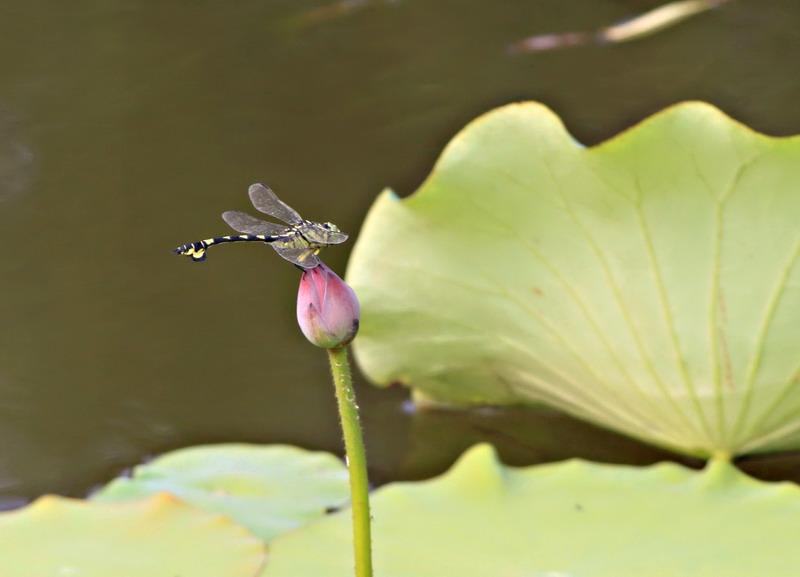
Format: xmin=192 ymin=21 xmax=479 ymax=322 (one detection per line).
xmin=327 ymin=346 xmax=373 ymax=577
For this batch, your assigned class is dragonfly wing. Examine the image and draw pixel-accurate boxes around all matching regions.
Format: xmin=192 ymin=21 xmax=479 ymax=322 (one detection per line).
xmin=248 ymin=183 xmax=303 ymax=225
xmin=272 ymin=242 xmax=320 ymax=269
xmin=222 ymin=211 xmax=287 ymax=236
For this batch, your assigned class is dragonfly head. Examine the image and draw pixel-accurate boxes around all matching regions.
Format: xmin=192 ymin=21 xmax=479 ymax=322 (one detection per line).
xmin=320 ymin=221 xmax=348 ymax=244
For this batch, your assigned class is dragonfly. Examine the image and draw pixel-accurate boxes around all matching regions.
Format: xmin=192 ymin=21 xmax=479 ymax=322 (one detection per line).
xmin=172 ymin=183 xmax=348 ymax=269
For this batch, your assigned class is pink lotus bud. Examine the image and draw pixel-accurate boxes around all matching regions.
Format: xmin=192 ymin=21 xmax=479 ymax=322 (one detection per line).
xmin=297 ymin=262 xmax=360 ymax=348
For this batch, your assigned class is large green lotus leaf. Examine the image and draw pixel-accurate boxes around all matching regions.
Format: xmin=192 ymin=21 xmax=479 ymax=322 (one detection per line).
xmin=92 ymin=444 xmax=350 ymax=542
xmin=0 ymin=493 xmax=265 ymax=577
xmin=346 ymin=102 xmax=800 ymax=457
xmin=261 ymin=444 xmax=800 ymax=577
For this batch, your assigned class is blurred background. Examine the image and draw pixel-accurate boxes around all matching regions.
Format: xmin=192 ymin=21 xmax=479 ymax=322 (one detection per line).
xmin=1 ymin=0 xmax=799 ymax=508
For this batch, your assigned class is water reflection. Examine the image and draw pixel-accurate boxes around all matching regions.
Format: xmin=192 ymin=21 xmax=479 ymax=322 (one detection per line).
xmin=508 ymin=0 xmax=731 ymax=54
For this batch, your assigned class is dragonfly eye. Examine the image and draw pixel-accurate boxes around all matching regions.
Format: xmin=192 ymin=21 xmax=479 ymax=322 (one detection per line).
xmin=323 ymin=222 xmax=341 ymax=232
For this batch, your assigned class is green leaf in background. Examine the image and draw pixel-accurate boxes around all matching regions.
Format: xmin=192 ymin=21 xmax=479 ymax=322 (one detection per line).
xmin=346 ymin=102 xmax=800 ymax=457
xmin=0 ymin=493 xmax=265 ymax=577
xmin=261 ymin=444 xmax=800 ymax=577
xmin=92 ymin=444 xmax=350 ymax=542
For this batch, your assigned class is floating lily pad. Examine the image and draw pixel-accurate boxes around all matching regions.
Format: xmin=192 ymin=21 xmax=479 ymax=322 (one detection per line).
xmin=0 ymin=493 xmax=265 ymax=577
xmin=92 ymin=444 xmax=350 ymax=542
xmin=261 ymin=444 xmax=800 ymax=577
xmin=346 ymin=102 xmax=800 ymax=457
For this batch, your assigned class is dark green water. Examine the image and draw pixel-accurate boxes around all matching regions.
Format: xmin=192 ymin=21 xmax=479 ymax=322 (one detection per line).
xmin=1 ymin=0 xmax=799 ymax=506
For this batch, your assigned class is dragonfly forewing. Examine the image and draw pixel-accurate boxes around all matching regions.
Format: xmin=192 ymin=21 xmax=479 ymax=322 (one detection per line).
xmin=248 ymin=183 xmax=303 ymax=225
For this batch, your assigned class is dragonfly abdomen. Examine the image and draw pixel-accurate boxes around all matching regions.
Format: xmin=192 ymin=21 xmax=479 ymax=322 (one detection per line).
xmin=172 ymin=234 xmax=276 ymax=262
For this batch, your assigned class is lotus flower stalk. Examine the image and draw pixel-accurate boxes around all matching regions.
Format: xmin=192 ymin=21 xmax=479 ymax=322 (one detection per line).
xmin=297 ymin=261 xmax=371 ymax=577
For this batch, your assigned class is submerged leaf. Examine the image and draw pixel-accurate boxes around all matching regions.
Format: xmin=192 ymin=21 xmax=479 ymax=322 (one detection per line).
xmin=262 ymin=444 xmax=800 ymax=576
xmin=0 ymin=493 xmax=265 ymax=577
xmin=346 ymin=102 xmax=800 ymax=457
xmin=92 ymin=444 xmax=350 ymax=542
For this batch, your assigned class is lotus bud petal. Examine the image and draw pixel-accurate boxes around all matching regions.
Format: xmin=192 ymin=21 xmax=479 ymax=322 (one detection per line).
xmin=297 ymin=262 xmax=360 ymax=348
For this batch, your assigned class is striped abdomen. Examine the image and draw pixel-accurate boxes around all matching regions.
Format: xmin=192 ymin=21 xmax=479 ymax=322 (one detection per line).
xmin=172 ymin=234 xmax=276 ymax=262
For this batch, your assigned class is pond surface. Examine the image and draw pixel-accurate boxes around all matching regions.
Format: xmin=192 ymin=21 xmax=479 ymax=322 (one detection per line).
xmin=1 ymin=0 xmax=799 ymax=506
